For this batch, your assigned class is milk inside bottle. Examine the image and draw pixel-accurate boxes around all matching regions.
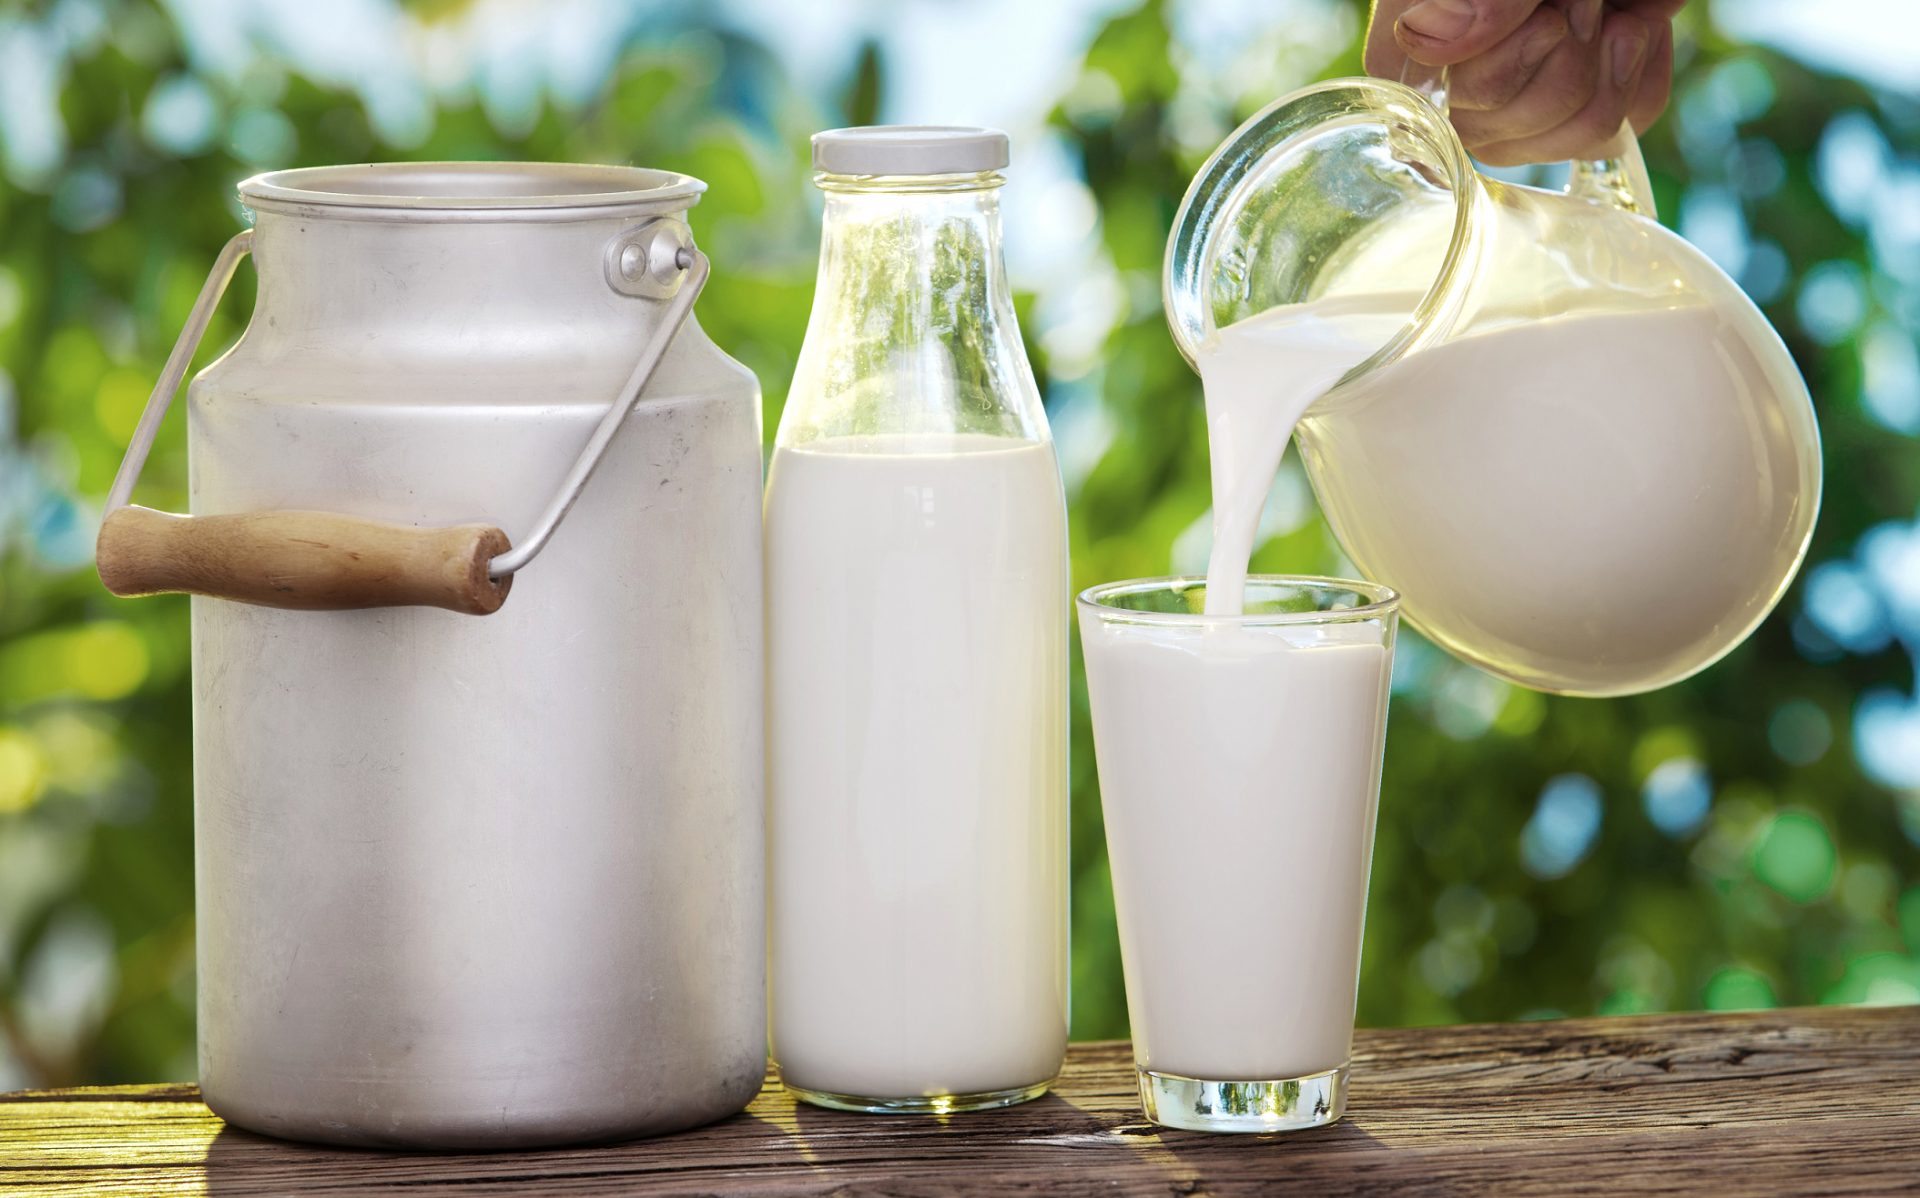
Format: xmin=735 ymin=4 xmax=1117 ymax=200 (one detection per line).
xmin=765 ymin=126 xmax=1069 ymax=1113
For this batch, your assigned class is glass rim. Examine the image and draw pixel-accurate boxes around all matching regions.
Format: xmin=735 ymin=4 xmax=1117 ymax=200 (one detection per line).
xmin=1076 ymin=574 xmax=1400 ymax=627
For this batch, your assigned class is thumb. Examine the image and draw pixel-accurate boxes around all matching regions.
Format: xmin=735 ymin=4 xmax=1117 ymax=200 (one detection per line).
xmin=1393 ymin=0 xmax=1541 ymax=65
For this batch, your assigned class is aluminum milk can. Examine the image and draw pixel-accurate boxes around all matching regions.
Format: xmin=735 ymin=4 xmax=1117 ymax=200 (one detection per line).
xmin=94 ymin=163 xmax=766 ymax=1149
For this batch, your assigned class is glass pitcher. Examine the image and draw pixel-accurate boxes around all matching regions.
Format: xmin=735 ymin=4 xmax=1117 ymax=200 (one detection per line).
xmin=1165 ymin=78 xmax=1822 ymax=697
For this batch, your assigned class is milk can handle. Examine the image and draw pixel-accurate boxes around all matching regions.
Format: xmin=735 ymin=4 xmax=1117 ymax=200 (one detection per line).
xmin=96 ymin=223 xmax=710 ymax=616
xmin=1399 ymin=60 xmax=1656 ymax=217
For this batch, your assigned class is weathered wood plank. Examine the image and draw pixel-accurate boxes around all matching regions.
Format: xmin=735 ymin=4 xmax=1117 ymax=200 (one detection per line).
xmin=2 ymin=1006 xmax=1916 ymax=1196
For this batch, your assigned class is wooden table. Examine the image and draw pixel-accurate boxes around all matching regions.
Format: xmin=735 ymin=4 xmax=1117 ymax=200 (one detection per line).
xmin=4 ymin=1006 xmax=1916 ymax=1195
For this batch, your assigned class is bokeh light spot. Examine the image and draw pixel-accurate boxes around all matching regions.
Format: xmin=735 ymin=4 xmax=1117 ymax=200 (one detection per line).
xmin=1712 ymin=58 xmax=1777 ymax=122
xmin=1433 ymin=668 xmax=1506 ymax=741
xmin=1631 ymin=726 xmax=1703 ymax=782
xmin=142 ymin=73 xmax=219 ymax=156
xmin=1768 ymin=699 xmax=1832 ymax=765
xmin=1643 ymin=757 xmax=1712 ymax=838
xmin=1678 ymin=185 xmax=1748 ymax=277
xmin=1433 ymin=884 xmax=1494 ymax=936
xmin=31 ymin=711 xmax=121 ymax=795
xmin=1858 ymin=516 xmax=1920 ymax=633
xmin=1752 ymin=811 xmax=1836 ymax=903
xmin=4 ymin=624 xmax=153 ymax=705
xmin=42 ymin=324 xmax=107 ymax=402
xmin=1730 ymin=137 xmax=1786 ymax=198
xmin=0 ymin=266 xmax=23 ymax=329
xmin=94 ymin=367 xmax=151 ymax=444
xmin=1899 ymin=888 xmax=1920 ymax=954
xmin=1853 ymin=690 xmax=1920 ymax=789
xmin=228 ymin=107 xmax=298 ymax=166
xmin=1491 ymin=686 xmax=1545 ymax=736
xmin=1815 ymin=110 xmax=1888 ymax=227
xmin=1861 ymin=321 xmax=1920 ymax=434
xmin=64 ymin=623 xmax=150 ymax=701
xmin=1598 ymin=989 xmax=1655 ymax=1015
xmin=1840 ymin=861 xmax=1896 ymax=920
xmin=0 ymin=728 xmax=49 ymax=814
xmin=1795 ymin=259 xmax=1868 ymax=346
xmin=1520 ymin=774 xmax=1603 ymax=879
xmin=1704 ymin=966 xmax=1777 ymax=1010
xmin=1821 ymin=951 xmax=1920 ymax=1006
xmin=51 ymin=165 xmax=123 ymax=233
xmin=1416 ymin=935 xmax=1482 ymax=997
xmin=1738 ymin=238 xmax=1790 ymax=304
xmin=1801 ymin=561 xmax=1889 ymax=654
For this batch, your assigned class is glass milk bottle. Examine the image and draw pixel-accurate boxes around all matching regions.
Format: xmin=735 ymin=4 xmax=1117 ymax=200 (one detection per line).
xmin=766 ymin=126 xmax=1069 ymax=1113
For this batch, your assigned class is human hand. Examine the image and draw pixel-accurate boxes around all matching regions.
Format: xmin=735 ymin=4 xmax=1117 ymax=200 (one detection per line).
xmin=1363 ymin=0 xmax=1682 ymax=166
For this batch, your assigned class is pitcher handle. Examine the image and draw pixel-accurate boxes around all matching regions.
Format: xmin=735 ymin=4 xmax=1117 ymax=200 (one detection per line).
xmin=1566 ymin=123 xmax=1657 ymax=217
xmin=1399 ymin=60 xmax=1656 ymax=217
xmin=96 ymin=220 xmax=709 ymax=616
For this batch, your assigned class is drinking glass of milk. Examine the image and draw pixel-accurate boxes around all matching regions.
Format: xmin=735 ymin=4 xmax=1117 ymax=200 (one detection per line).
xmin=1079 ymin=575 xmax=1398 ymax=1133
xmin=764 ymin=126 xmax=1070 ymax=1114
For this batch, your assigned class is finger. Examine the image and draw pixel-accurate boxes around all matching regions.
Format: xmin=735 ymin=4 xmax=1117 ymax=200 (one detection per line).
xmin=1552 ymin=0 xmax=1604 ymax=48
xmin=1448 ymin=26 xmax=1599 ymax=148
xmin=1364 ymin=0 xmax=1415 ymax=80
xmin=1448 ymin=5 xmax=1570 ymax=112
xmin=1627 ymin=21 xmax=1674 ymax=133
xmin=1475 ymin=9 xmax=1653 ymax=165
xmin=1393 ymin=0 xmax=1542 ymax=67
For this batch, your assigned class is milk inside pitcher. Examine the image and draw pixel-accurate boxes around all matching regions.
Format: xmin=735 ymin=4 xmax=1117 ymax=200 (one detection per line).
xmin=95 ymin=163 xmax=767 ymax=1149
xmin=1166 ymin=79 xmax=1822 ymax=697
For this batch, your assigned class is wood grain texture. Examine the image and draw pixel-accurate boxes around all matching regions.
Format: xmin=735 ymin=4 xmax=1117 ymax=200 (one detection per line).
xmin=96 ymin=505 xmax=513 ymax=615
xmin=3 ymin=1006 xmax=1917 ymax=1196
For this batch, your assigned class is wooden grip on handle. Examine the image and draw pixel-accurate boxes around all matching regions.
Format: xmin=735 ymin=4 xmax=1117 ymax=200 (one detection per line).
xmin=96 ymin=506 xmax=514 ymax=616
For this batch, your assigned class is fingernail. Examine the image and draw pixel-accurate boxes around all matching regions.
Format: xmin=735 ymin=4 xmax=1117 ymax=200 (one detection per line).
xmin=1520 ymin=20 xmax=1566 ymax=70
xmin=1570 ymin=0 xmax=1602 ymax=44
xmin=1399 ymin=0 xmax=1477 ymax=42
xmin=1610 ymin=26 xmax=1649 ymax=86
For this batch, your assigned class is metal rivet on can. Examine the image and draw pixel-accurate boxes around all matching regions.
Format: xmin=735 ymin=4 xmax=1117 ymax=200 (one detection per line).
xmin=606 ymin=219 xmax=694 ymax=299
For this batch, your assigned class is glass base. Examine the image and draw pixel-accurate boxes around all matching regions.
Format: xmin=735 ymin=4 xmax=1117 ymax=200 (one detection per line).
xmin=784 ymin=1078 xmax=1052 ymax=1115
xmin=1139 ymin=1063 xmax=1347 ymax=1133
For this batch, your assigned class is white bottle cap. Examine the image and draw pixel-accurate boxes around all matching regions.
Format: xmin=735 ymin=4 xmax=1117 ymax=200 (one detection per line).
xmin=811 ymin=126 xmax=1010 ymax=176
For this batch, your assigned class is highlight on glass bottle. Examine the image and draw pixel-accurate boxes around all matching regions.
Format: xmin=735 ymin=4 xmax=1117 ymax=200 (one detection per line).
xmin=763 ymin=126 xmax=1071 ymax=1115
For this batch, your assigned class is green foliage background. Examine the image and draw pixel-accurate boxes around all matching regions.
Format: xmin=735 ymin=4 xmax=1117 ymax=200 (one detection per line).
xmin=1 ymin=0 xmax=1916 ymax=1086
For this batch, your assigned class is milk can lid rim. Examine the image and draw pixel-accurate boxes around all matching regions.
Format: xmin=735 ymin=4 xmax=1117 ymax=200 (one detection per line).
xmin=239 ymin=162 xmax=706 ymax=215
